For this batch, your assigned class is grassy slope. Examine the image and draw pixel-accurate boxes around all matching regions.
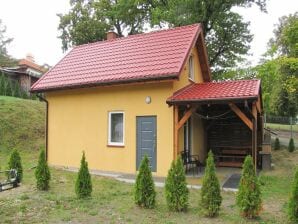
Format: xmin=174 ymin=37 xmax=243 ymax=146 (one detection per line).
xmin=0 ymin=96 xmax=297 ymax=223
xmin=0 ymin=96 xmax=45 ymax=152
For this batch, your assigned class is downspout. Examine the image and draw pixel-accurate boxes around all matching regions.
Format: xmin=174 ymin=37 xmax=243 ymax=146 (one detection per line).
xmin=37 ymin=94 xmax=48 ymax=161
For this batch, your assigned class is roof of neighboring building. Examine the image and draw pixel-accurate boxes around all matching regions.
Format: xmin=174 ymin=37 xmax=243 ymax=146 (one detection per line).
xmin=18 ymin=59 xmax=45 ymax=73
xmin=31 ymin=23 xmax=211 ymax=92
xmin=167 ymin=79 xmax=261 ymax=104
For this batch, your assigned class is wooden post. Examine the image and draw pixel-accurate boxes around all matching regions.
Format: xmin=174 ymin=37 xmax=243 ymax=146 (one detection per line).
xmin=174 ymin=105 xmax=179 ymax=160
xmin=252 ymin=103 xmax=258 ymax=171
xmin=173 ymin=106 xmax=197 ymax=160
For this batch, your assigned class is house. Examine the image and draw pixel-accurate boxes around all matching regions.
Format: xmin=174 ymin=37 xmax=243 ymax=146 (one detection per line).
xmin=1 ymin=54 xmax=46 ymax=94
xmin=31 ymin=24 xmax=266 ymax=176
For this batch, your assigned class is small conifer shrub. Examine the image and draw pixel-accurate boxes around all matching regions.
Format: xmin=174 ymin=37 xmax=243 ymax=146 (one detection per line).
xmin=201 ymin=151 xmax=222 ymax=217
xmin=134 ymin=155 xmax=156 ymax=208
xmin=288 ymin=138 xmax=295 ymax=152
xmin=274 ymin=137 xmax=280 ymax=150
xmin=236 ymin=155 xmax=262 ymax=219
xmin=75 ymin=151 xmax=92 ymax=198
xmin=8 ymin=149 xmax=23 ymax=183
xmin=288 ymin=168 xmax=298 ymax=223
xmin=165 ymin=156 xmax=188 ymax=212
xmin=35 ymin=149 xmax=51 ymax=190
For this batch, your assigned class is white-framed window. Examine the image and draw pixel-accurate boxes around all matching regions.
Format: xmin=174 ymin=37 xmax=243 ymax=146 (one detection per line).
xmin=108 ymin=111 xmax=124 ymax=146
xmin=188 ymin=55 xmax=194 ymax=80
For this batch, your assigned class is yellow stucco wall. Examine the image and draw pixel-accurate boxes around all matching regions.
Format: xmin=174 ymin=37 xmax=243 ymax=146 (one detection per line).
xmin=176 ymin=47 xmax=205 ymax=158
xmin=173 ymin=47 xmax=203 ymax=91
xmin=46 ymin=46 xmax=206 ymax=176
xmin=47 ymin=82 xmax=176 ymax=176
xmin=191 ymin=115 xmax=207 ymax=163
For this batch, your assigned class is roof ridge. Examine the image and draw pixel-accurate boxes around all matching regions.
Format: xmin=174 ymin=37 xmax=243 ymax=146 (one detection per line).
xmin=75 ymin=23 xmax=201 ymax=49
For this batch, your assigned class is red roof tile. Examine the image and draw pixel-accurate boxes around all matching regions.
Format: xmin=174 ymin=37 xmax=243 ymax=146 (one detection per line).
xmin=31 ymin=24 xmax=204 ymax=92
xmin=167 ymin=80 xmax=260 ymax=103
xmin=19 ymin=59 xmax=45 ymax=73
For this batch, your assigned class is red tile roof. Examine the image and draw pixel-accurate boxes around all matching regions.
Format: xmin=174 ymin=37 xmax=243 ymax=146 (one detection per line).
xmin=31 ymin=24 xmax=206 ymax=92
xmin=167 ymin=80 xmax=261 ymax=103
xmin=19 ymin=59 xmax=45 ymax=73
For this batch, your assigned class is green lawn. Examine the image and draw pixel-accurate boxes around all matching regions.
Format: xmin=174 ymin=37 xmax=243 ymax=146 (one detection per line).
xmin=0 ymin=96 xmax=297 ymax=223
xmin=1 ymin=148 xmax=297 ymax=223
xmin=266 ymin=122 xmax=298 ymax=132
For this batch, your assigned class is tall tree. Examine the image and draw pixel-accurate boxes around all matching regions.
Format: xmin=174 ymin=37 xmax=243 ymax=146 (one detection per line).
xmin=255 ymin=13 xmax=298 ymax=117
xmin=150 ymin=0 xmax=264 ymax=70
xmin=268 ymin=12 xmax=298 ymax=58
xmin=0 ymin=19 xmax=16 ymax=67
xmin=58 ymin=0 xmax=267 ymax=72
xmin=58 ymin=0 xmax=151 ymax=51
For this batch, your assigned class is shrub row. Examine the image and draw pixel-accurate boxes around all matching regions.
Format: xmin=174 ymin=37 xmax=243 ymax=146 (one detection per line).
xmin=134 ymin=152 xmax=298 ymax=222
xmin=274 ymin=137 xmax=296 ymax=152
xmin=0 ymin=73 xmax=29 ymax=99
xmin=4 ymin=150 xmax=298 ymax=221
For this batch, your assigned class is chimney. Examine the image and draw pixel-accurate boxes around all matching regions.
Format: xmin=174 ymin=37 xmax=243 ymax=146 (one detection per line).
xmin=26 ymin=53 xmax=35 ymax=62
xmin=107 ymin=31 xmax=118 ymax=40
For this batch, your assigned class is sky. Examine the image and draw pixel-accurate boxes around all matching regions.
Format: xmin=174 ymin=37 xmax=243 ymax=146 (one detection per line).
xmin=0 ymin=0 xmax=297 ymax=67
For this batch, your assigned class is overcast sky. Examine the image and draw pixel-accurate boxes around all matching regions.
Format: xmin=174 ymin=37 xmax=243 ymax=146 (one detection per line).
xmin=0 ymin=0 xmax=297 ymax=66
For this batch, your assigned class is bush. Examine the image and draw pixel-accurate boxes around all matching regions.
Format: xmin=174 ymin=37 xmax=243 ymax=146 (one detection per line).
xmin=8 ymin=149 xmax=23 ymax=183
xmin=201 ymin=151 xmax=222 ymax=217
xmin=236 ymin=155 xmax=262 ymax=219
xmin=35 ymin=149 xmax=51 ymax=190
xmin=274 ymin=137 xmax=280 ymax=150
xmin=165 ymin=156 xmax=188 ymax=212
xmin=288 ymin=168 xmax=298 ymax=223
xmin=134 ymin=155 xmax=156 ymax=208
xmin=288 ymin=138 xmax=295 ymax=152
xmin=75 ymin=151 xmax=92 ymax=198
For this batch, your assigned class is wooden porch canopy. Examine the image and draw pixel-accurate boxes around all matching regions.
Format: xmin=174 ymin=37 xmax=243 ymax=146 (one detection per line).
xmin=167 ymin=79 xmax=263 ymax=170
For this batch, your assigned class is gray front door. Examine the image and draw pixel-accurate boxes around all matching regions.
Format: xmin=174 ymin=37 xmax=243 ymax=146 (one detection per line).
xmin=136 ymin=116 xmax=157 ymax=171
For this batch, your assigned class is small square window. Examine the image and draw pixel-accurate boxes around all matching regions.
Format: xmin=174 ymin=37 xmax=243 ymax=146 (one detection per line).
xmin=108 ymin=112 xmax=124 ymax=146
xmin=188 ymin=55 xmax=194 ymax=80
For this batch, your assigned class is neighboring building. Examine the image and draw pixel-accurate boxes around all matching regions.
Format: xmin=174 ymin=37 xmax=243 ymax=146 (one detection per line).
xmin=1 ymin=54 xmax=46 ymax=94
xmin=31 ymin=24 xmax=265 ymax=176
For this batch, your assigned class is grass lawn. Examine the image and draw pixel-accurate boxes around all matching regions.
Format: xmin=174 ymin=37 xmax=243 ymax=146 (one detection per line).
xmin=0 ymin=96 xmax=297 ymax=223
xmin=266 ymin=122 xmax=298 ymax=132
xmin=0 ymin=148 xmax=297 ymax=223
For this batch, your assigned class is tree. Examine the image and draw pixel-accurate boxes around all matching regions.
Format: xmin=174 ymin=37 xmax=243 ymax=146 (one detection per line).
xmin=200 ymin=151 xmax=222 ymax=217
xmin=288 ymin=138 xmax=295 ymax=153
xmin=75 ymin=151 xmax=92 ymax=198
xmin=165 ymin=156 xmax=188 ymax=212
xmin=0 ymin=19 xmax=16 ymax=67
xmin=288 ymin=168 xmax=298 ymax=223
xmin=134 ymin=155 xmax=156 ymax=208
xmin=58 ymin=0 xmax=151 ymax=51
xmin=257 ymin=13 xmax=298 ymax=117
xmin=268 ymin=12 xmax=298 ymax=58
xmin=150 ymin=0 xmax=266 ymax=71
xmin=7 ymin=149 xmax=23 ymax=183
xmin=236 ymin=155 xmax=262 ymax=218
xmin=58 ymin=0 xmax=267 ymax=72
xmin=274 ymin=137 xmax=280 ymax=150
xmin=35 ymin=149 xmax=51 ymax=190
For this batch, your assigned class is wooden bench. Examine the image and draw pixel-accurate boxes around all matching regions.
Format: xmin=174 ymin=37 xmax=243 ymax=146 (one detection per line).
xmin=214 ymin=148 xmax=250 ymax=168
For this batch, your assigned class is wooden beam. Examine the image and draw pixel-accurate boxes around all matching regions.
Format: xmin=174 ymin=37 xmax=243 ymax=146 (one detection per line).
xmin=177 ymin=107 xmax=196 ymax=130
xmin=174 ymin=105 xmax=179 ymax=160
xmin=252 ymin=102 xmax=257 ymax=119
xmin=229 ymin=103 xmax=253 ymax=130
xmin=252 ymin=103 xmax=258 ymax=171
xmin=256 ymin=96 xmax=261 ymax=114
